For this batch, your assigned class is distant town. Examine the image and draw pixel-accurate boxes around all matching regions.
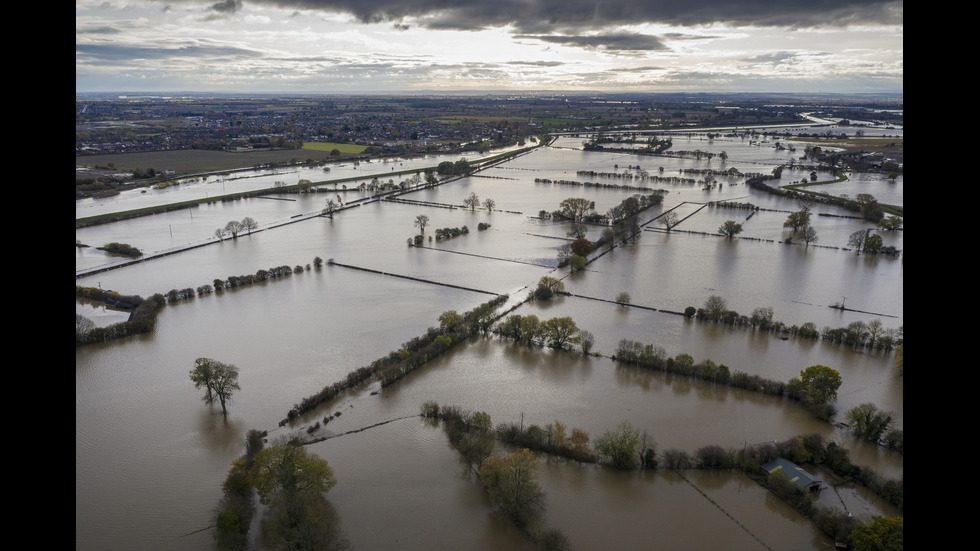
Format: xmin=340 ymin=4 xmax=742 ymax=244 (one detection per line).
xmin=76 ymin=92 xmax=903 ymax=158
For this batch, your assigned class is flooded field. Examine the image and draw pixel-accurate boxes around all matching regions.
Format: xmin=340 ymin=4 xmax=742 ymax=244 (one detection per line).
xmin=76 ymin=128 xmax=902 ymax=550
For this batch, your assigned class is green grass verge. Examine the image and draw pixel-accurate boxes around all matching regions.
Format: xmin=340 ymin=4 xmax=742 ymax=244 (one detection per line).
xmin=301 ymin=142 xmax=369 ymax=154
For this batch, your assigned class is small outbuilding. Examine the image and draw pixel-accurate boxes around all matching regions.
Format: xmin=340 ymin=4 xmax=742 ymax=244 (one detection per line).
xmin=762 ymin=458 xmax=822 ymax=491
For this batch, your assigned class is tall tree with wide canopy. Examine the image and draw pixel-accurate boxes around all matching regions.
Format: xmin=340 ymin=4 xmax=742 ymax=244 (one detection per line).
xmin=558 ymin=197 xmax=594 ymax=222
xmin=189 ymin=357 xmax=241 ymax=415
xmin=793 ymin=364 xmax=842 ymax=407
xmin=718 ymin=220 xmax=743 ymax=238
xmin=542 ymin=316 xmax=581 ymax=350
xmin=478 ymin=448 xmax=545 ymax=524
xmin=249 ymin=440 xmax=344 ymax=551
xmin=845 ymin=403 xmax=894 ymax=442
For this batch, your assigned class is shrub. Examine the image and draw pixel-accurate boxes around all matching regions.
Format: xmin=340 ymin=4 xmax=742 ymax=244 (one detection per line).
xmin=569 ymin=238 xmax=594 ymax=256
xmin=537 ymin=529 xmax=571 ymax=551
xmin=420 ymin=401 xmax=440 ymax=418
xmin=434 ymin=335 xmax=452 ymax=349
xmin=533 ymin=286 xmax=554 ymax=301
xmin=883 ymin=429 xmax=903 ymax=454
xmin=695 ymin=445 xmax=723 ymax=468
xmin=661 ymin=448 xmax=692 ymax=469
xmin=99 ymin=242 xmax=142 ymax=257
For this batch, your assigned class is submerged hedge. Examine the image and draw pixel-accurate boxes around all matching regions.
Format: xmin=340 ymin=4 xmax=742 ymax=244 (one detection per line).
xmin=75 ymin=287 xmax=166 ymax=346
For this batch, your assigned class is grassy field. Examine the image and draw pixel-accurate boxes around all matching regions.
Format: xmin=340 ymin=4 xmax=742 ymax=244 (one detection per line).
xmin=790 ymin=137 xmax=904 ymax=163
xmin=301 ymin=142 xmax=369 ymax=154
xmin=76 ymin=144 xmax=362 ymax=176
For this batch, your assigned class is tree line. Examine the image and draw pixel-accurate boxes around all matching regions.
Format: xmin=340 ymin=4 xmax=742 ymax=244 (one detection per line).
xmin=613 ymin=339 xmax=847 ymax=421
xmin=421 ymin=402 xmax=571 ymax=550
xmin=78 ymin=258 xmax=328 ymax=346
xmin=75 ymin=287 xmax=166 ymax=346
xmin=421 ymin=401 xmax=900 ymax=550
xmin=750 ymin=173 xmax=902 ymax=226
xmin=281 ymin=295 xmax=508 ymax=424
xmin=165 ymin=259 xmax=326 ymax=303
xmin=688 ymin=295 xmax=902 ymax=351
xmin=215 ymin=216 xmax=259 ymax=240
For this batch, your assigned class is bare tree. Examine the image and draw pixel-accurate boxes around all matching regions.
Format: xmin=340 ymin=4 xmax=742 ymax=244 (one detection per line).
xmin=415 ymin=214 xmax=430 ymax=235
xmin=848 ymin=229 xmax=870 ymax=253
xmin=558 ymin=197 xmax=595 ymax=222
xmin=224 ymin=220 xmax=244 ymax=239
xmin=241 ymin=216 xmax=258 ymax=235
xmin=76 ymin=313 xmax=95 ymax=337
xmin=801 ymin=225 xmax=818 ymax=247
xmin=322 ymin=199 xmax=337 ymax=218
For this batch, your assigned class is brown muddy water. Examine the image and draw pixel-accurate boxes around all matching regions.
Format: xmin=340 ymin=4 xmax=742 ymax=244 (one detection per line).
xmin=76 ymin=132 xmax=902 ymax=550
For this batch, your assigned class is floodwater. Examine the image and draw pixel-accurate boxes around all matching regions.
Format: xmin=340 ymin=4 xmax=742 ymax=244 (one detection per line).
xmin=76 ymin=130 xmax=902 ymax=550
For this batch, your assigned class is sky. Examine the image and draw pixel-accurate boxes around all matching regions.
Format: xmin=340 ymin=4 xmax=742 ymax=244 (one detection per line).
xmin=76 ymin=0 xmax=903 ymax=95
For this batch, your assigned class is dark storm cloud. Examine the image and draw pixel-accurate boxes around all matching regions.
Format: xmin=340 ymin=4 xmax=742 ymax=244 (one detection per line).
xmin=504 ymin=60 xmax=565 ymax=67
xmin=76 ymin=43 xmax=260 ymax=63
xmin=742 ymin=51 xmax=804 ymax=64
xmin=516 ymin=33 xmax=667 ymax=51
xmin=210 ymin=0 xmax=243 ymax=14
xmin=77 ymin=25 xmax=124 ymax=36
xmin=230 ymin=0 xmax=902 ymax=30
xmin=606 ymin=65 xmax=667 ymax=73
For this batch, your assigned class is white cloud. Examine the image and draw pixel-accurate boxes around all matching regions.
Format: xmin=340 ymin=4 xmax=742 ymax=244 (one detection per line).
xmin=76 ymin=1 xmax=903 ymax=93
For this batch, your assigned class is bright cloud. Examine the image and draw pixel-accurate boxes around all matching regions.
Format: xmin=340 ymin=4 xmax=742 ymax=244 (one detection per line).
xmin=76 ymin=0 xmax=903 ymax=93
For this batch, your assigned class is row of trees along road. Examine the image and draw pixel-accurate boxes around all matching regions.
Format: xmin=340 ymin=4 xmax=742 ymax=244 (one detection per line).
xmin=216 ymin=216 xmax=258 ymax=240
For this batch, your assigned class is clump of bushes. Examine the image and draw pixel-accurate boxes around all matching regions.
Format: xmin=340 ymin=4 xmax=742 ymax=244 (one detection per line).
xmin=530 ymin=276 xmax=565 ymax=301
xmin=98 ymin=242 xmax=142 ymax=257
xmin=165 ymin=288 xmax=197 ymax=303
xmin=495 ymin=419 xmax=597 ymax=463
xmin=435 ymin=226 xmax=469 ymax=240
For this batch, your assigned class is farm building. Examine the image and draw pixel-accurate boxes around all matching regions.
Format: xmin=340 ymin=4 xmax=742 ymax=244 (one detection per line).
xmin=762 ymin=458 xmax=822 ymax=491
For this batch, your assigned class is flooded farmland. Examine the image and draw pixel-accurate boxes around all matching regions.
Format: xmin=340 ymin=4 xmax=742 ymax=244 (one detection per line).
xmin=76 ymin=129 xmax=902 ymax=550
